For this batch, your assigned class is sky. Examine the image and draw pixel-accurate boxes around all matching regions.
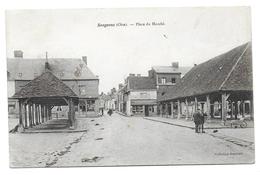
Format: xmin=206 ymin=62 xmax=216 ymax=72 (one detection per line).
xmin=5 ymin=7 xmax=251 ymax=93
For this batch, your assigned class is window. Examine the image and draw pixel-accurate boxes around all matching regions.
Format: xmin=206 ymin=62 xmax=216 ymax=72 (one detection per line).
xmin=132 ymin=105 xmax=143 ymax=114
xmin=171 ymin=78 xmax=176 ymax=84
xmin=57 ymin=106 xmax=62 ymax=111
xmin=161 ymin=77 xmax=166 ymax=84
xmin=87 ymin=100 xmax=95 ymax=111
xmin=79 ymin=85 xmax=86 ymax=95
xmin=18 ymin=73 xmax=22 ymax=77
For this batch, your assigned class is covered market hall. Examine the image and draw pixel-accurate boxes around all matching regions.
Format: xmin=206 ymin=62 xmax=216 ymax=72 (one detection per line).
xmin=12 ymin=71 xmax=79 ymax=132
xmin=158 ymin=42 xmax=253 ymax=123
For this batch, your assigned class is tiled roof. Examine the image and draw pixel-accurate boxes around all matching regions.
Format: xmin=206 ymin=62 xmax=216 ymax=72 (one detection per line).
xmin=152 ymin=66 xmax=191 ymax=75
xmin=7 ymin=58 xmax=98 ymax=80
xmin=12 ymin=71 xmax=78 ymax=98
xmin=128 ymin=76 xmax=156 ymax=90
xmin=158 ymin=42 xmax=252 ymax=102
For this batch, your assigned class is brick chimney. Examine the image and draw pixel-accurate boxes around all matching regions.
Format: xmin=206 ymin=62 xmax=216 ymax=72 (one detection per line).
xmin=129 ymin=73 xmax=135 ymax=77
xmin=82 ymin=56 xmax=87 ymax=65
xmin=14 ymin=50 xmax=23 ymax=58
xmin=172 ymin=62 xmax=179 ymax=69
xmin=118 ymin=83 xmax=124 ymax=90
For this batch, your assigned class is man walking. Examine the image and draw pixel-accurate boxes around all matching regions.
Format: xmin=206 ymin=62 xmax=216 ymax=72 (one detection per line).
xmin=193 ymin=109 xmax=203 ymax=133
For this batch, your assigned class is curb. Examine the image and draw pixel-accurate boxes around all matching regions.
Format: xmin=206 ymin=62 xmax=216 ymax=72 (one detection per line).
xmin=19 ymin=129 xmax=88 ymax=134
xmin=115 ymin=111 xmax=129 ymax=117
xmin=143 ymin=117 xmax=194 ymax=129
xmin=143 ymin=117 xmax=233 ymax=130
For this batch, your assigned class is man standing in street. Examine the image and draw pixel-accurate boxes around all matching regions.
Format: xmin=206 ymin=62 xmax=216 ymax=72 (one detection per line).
xmin=193 ymin=109 xmax=202 ymax=133
xmin=199 ymin=112 xmax=206 ymax=133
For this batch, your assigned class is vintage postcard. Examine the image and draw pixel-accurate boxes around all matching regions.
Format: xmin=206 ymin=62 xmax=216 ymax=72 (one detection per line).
xmin=6 ymin=7 xmax=254 ymax=167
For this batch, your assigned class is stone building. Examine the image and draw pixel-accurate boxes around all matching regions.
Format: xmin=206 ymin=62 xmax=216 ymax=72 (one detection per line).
xmin=117 ymin=74 xmax=157 ymax=116
xmin=7 ymin=51 xmax=99 ymax=117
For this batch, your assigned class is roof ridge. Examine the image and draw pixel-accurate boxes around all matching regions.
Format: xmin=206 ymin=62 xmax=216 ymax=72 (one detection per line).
xmin=219 ymin=43 xmax=249 ymax=91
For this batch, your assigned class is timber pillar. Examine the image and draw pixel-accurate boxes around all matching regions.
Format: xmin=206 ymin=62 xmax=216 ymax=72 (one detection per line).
xmin=24 ymin=103 xmax=28 ymax=128
xmin=18 ymin=100 xmax=24 ymax=132
xmin=221 ymin=93 xmax=229 ymax=124
xmin=194 ymin=97 xmax=198 ymax=111
xmin=170 ymin=102 xmax=174 ymax=118
xmin=185 ymin=98 xmax=189 ymax=119
xmin=206 ymin=95 xmax=210 ymax=117
xmin=177 ymin=100 xmax=181 ymax=119
xmin=28 ymin=103 xmax=33 ymax=127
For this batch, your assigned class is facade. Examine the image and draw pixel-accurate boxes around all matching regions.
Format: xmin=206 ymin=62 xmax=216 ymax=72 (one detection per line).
xmin=158 ymin=42 xmax=253 ymax=122
xmin=7 ymin=52 xmax=99 ymax=117
xmin=148 ymin=62 xmax=191 ymax=88
xmin=148 ymin=62 xmax=191 ymax=114
xmin=117 ymin=75 xmax=157 ymax=116
xmin=105 ymin=88 xmax=117 ymax=110
xmin=115 ymin=63 xmax=191 ymax=117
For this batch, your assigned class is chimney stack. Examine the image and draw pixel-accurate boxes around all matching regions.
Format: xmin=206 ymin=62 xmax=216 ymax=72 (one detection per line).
xmin=172 ymin=62 xmax=179 ymax=69
xmin=129 ymin=73 xmax=135 ymax=77
xmin=118 ymin=83 xmax=124 ymax=90
xmin=137 ymin=74 xmax=141 ymax=77
xmin=14 ymin=50 xmax=23 ymax=58
xmin=82 ymin=56 xmax=87 ymax=65
xmin=45 ymin=51 xmax=50 ymax=71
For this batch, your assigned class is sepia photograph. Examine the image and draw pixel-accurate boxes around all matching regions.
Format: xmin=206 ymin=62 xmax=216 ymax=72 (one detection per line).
xmin=5 ymin=7 xmax=254 ymax=168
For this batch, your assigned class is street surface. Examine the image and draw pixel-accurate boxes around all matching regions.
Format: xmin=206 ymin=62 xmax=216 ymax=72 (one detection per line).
xmin=9 ymin=112 xmax=254 ymax=167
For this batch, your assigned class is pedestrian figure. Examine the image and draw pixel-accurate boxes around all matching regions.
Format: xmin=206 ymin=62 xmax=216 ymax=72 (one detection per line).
xmin=193 ymin=109 xmax=203 ymax=133
xmin=101 ymin=108 xmax=104 ymax=116
xmin=107 ymin=109 xmax=113 ymax=116
xmin=199 ymin=112 xmax=206 ymax=133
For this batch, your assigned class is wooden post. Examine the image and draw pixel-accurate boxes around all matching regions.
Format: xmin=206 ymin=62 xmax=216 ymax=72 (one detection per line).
xmin=32 ymin=104 xmax=35 ymax=126
xmin=177 ymin=100 xmax=181 ymax=119
xmin=206 ymin=95 xmax=210 ymax=117
xmin=68 ymin=98 xmax=72 ymax=126
xmin=38 ymin=105 xmax=41 ymax=124
xmin=234 ymin=101 xmax=238 ymax=119
xmin=185 ymin=98 xmax=189 ymax=119
xmin=160 ymin=104 xmax=163 ymax=117
xmin=242 ymin=101 xmax=245 ymax=118
xmin=28 ymin=103 xmax=32 ymax=127
xmin=38 ymin=105 xmax=40 ymax=124
xmin=194 ymin=97 xmax=198 ymax=112
xmin=24 ymin=103 xmax=28 ymax=128
xmin=165 ymin=103 xmax=168 ymax=118
xmin=170 ymin=101 xmax=174 ymax=118
xmin=18 ymin=100 xmax=23 ymax=126
xmin=48 ymin=107 xmax=52 ymax=120
xmin=230 ymin=102 xmax=233 ymax=119
xmin=44 ymin=105 xmax=48 ymax=121
xmin=72 ymin=100 xmax=76 ymax=127
xmin=250 ymin=99 xmax=254 ymax=120
xmin=237 ymin=101 xmax=240 ymax=116
xmin=35 ymin=105 xmax=38 ymax=125
xmin=46 ymin=105 xmax=48 ymax=121
xmin=41 ymin=105 xmax=44 ymax=123
xmin=221 ymin=93 xmax=227 ymax=123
